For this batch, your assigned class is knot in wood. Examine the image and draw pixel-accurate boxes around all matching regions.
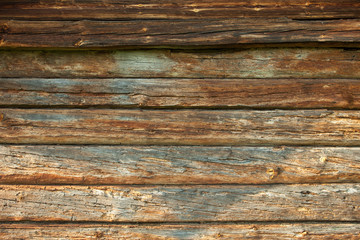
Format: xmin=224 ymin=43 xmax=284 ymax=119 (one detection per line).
xmin=1 ymin=24 xmax=9 ymax=33
xmin=266 ymin=167 xmax=280 ymax=179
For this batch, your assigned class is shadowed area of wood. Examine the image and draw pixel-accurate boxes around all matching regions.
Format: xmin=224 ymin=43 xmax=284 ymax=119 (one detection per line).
xmin=1 ymin=0 xmax=359 ymax=20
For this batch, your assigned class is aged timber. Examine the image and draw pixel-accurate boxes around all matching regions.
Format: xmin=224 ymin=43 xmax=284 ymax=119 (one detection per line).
xmin=1 ymin=78 xmax=360 ymax=109
xmin=0 ymin=184 xmax=359 ymax=222
xmin=1 ymin=0 xmax=359 ymax=20
xmin=2 ymin=109 xmax=360 ymax=145
xmin=1 ymin=19 xmax=360 ymax=48
xmin=1 ymin=223 xmax=360 ymax=239
xmin=1 ymin=145 xmax=360 ymax=185
xmin=0 ymin=145 xmax=360 ymax=185
xmin=1 ymin=48 xmax=360 ymax=78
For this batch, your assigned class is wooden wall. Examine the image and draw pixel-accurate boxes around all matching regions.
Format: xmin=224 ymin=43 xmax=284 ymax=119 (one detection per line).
xmin=0 ymin=1 xmax=360 ymax=239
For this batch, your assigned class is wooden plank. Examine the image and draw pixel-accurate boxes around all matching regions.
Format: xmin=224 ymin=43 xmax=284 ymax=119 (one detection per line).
xmin=1 ymin=19 xmax=360 ymax=48
xmin=2 ymin=109 xmax=360 ymax=145
xmin=1 ymin=223 xmax=359 ymax=239
xmin=1 ymin=0 xmax=359 ymax=20
xmin=1 ymin=48 xmax=360 ymax=78
xmin=2 ymin=78 xmax=360 ymax=109
xmin=1 ymin=145 xmax=360 ymax=185
xmin=0 ymin=184 xmax=359 ymax=222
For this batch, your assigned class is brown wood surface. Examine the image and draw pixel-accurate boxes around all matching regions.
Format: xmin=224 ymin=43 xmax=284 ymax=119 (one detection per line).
xmin=2 ymin=109 xmax=360 ymax=145
xmin=1 ymin=0 xmax=359 ymax=20
xmin=1 ymin=48 xmax=360 ymax=78
xmin=1 ymin=223 xmax=359 ymax=239
xmin=1 ymin=145 xmax=360 ymax=185
xmin=1 ymin=19 xmax=360 ymax=48
xmin=1 ymin=78 xmax=360 ymax=109
xmin=0 ymin=184 xmax=359 ymax=222
xmin=2 ymin=0 xmax=360 ymax=235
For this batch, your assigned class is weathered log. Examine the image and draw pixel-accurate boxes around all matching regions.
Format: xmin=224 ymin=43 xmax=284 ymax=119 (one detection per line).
xmin=1 ymin=19 xmax=360 ymax=48
xmin=1 ymin=48 xmax=360 ymax=78
xmin=2 ymin=109 xmax=360 ymax=145
xmin=1 ymin=78 xmax=360 ymax=109
xmin=1 ymin=223 xmax=359 ymax=239
xmin=1 ymin=0 xmax=359 ymax=20
xmin=1 ymin=145 xmax=360 ymax=185
xmin=0 ymin=184 xmax=359 ymax=222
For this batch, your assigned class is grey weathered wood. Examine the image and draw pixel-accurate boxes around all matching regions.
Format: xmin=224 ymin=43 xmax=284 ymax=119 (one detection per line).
xmin=1 ymin=145 xmax=360 ymax=185
xmin=2 ymin=109 xmax=360 ymax=145
xmin=1 ymin=19 xmax=360 ymax=48
xmin=1 ymin=48 xmax=360 ymax=78
xmin=0 ymin=184 xmax=359 ymax=222
xmin=1 ymin=223 xmax=359 ymax=239
xmin=1 ymin=0 xmax=359 ymax=20
xmin=2 ymin=78 xmax=360 ymax=109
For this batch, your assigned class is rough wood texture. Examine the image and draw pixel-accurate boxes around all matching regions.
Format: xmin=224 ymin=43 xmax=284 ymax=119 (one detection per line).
xmin=1 ymin=48 xmax=360 ymax=78
xmin=2 ymin=0 xmax=360 ymax=235
xmin=1 ymin=145 xmax=360 ymax=185
xmin=1 ymin=1 xmax=360 ymax=48
xmin=1 ymin=223 xmax=359 ymax=239
xmin=2 ymin=109 xmax=360 ymax=145
xmin=0 ymin=184 xmax=359 ymax=222
xmin=1 ymin=0 xmax=359 ymax=20
xmin=2 ymin=78 xmax=360 ymax=109
xmin=1 ymin=19 xmax=360 ymax=48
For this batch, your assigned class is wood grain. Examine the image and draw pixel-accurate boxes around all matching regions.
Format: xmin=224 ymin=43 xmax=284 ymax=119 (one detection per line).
xmin=0 ymin=184 xmax=359 ymax=222
xmin=1 ymin=19 xmax=360 ymax=48
xmin=1 ymin=0 xmax=359 ymax=20
xmin=1 ymin=223 xmax=359 ymax=239
xmin=2 ymin=109 xmax=360 ymax=145
xmin=1 ymin=145 xmax=360 ymax=185
xmin=1 ymin=48 xmax=360 ymax=78
xmin=2 ymin=78 xmax=360 ymax=109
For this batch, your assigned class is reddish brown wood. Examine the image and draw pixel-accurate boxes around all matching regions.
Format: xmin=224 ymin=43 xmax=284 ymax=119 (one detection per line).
xmin=1 ymin=0 xmax=359 ymax=20
xmin=2 ymin=109 xmax=360 ymax=146
xmin=1 ymin=19 xmax=360 ymax=48
xmin=1 ymin=78 xmax=360 ymax=109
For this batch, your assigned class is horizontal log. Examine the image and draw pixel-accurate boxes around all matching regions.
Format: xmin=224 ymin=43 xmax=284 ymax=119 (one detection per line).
xmin=1 ymin=145 xmax=360 ymax=185
xmin=2 ymin=109 xmax=360 ymax=145
xmin=0 ymin=184 xmax=359 ymax=222
xmin=1 ymin=0 xmax=359 ymax=20
xmin=1 ymin=48 xmax=360 ymax=78
xmin=1 ymin=223 xmax=359 ymax=239
xmin=1 ymin=19 xmax=360 ymax=48
xmin=1 ymin=108 xmax=360 ymax=145
xmin=1 ymin=78 xmax=360 ymax=109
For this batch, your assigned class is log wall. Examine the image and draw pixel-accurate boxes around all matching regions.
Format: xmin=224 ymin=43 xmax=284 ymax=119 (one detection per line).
xmin=0 ymin=1 xmax=359 ymax=239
